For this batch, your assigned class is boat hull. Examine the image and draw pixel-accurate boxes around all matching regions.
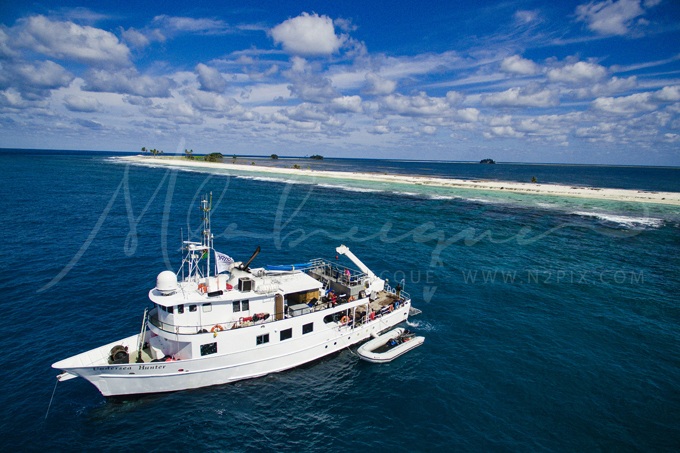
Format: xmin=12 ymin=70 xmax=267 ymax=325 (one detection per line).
xmin=52 ymin=305 xmax=410 ymax=396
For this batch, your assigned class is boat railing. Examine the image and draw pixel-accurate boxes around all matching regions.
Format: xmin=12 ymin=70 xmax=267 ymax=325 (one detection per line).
xmin=384 ymin=282 xmax=410 ymax=302
xmin=147 ymin=286 xmax=404 ymax=336
xmin=149 ymin=310 xmax=275 ymax=335
xmin=307 ymin=258 xmax=369 ymax=287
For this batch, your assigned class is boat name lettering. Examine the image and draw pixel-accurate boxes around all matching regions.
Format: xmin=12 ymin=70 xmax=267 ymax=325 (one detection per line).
xmin=92 ymin=366 xmax=133 ymax=371
xmin=139 ymin=365 xmax=167 ymax=370
xmin=92 ymin=365 xmax=167 ymax=371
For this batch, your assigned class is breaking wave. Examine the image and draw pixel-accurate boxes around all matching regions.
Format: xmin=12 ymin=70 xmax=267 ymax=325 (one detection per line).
xmin=572 ymin=211 xmax=664 ymax=228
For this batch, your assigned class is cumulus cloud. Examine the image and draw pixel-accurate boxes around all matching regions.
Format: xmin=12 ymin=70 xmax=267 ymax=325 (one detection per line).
xmin=654 ymin=85 xmax=680 ymax=102
xmin=64 ymin=95 xmax=101 ymax=112
xmin=485 ymin=125 xmax=525 ymax=138
xmin=454 ymin=108 xmax=480 ymax=122
xmin=368 ymin=122 xmax=391 ymax=134
xmin=271 ymin=13 xmax=346 ymax=56
xmin=0 ymin=29 xmax=17 ymax=58
xmin=483 ymin=86 xmax=558 ymax=108
xmin=83 ymin=69 xmax=175 ymax=97
xmin=573 ymin=75 xmax=637 ymax=98
xmin=121 ymin=27 xmax=150 ymax=48
xmin=185 ymin=89 xmax=256 ymax=121
xmin=547 ymin=61 xmax=607 ymax=84
xmin=196 ymin=63 xmax=227 ymax=92
xmin=330 ymin=95 xmax=363 ymax=113
xmin=146 ymin=100 xmax=203 ymax=124
xmin=445 ymin=91 xmax=465 ymax=105
xmin=0 ymin=60 xmax=73 ymax=92
xmin=381 ymin=92 xmax=451 ymax=117
xmin=283 ymin=103 xmax=330 ymax=123
xmin=575 ymin=0 xmax=659 ymax=36
xmin=592 ymin=92 xmax=656 ymax=114
xmin=14 ymin=15 xmax=130 ymax=67
xmin=0 ymin=87 xmax=47 ymax=108
xmin=500 ymin=55 xmax=539 ymax=75
xmin=285 ymin=64 xmax=338 ymax=103
xmin=364 ymin=73 xmax=396 ymax=95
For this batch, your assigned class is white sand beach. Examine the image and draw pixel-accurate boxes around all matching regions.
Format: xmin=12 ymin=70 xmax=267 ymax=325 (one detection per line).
xmin=121 ymin=156 xmax=680 ymax=206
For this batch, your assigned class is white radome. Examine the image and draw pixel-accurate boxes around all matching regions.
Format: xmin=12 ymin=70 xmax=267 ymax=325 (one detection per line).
xmin=156 ymin=270 xmax=177 ymax=295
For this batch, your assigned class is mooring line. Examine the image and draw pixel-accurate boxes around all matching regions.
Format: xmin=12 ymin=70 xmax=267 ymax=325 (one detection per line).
xmin=45 ymin=378 xmax=59 ymax=420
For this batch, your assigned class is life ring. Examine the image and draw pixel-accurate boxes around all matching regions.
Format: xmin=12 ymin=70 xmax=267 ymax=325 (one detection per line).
xmin=210 ymin=324 xmax=224 ymax=333
xmin=340 ymin=315 xmax=350 ymax=324
xmin=198 ymin=283 xmax=208 ymax=293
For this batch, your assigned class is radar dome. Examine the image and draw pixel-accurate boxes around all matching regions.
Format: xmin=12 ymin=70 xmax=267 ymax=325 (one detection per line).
xmin=156 ymin=270 xmax=178 ymax=295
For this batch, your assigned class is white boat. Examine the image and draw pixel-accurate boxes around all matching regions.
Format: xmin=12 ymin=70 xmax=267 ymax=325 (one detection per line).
xmin=52 ymin=194 xmax=419 ymax=396
xmin=357 ymin=327 xmax=425 ymax=363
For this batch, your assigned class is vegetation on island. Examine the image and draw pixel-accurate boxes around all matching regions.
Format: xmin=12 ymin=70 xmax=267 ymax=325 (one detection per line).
xmin=204 ymin=152 xmax=224 ymax=162
xmin=141 ymin=146 xmax=163 ymax=157
xmin=310 ymin=154 xmax=323 ymax=160
xmin=480 ymin=158 xmax=495 ymax=164
xmin=184 ymin=149 xmax=194 ymax=160
xmin=270 ymin=154 xmax=279 ymax=159
xmin=531 ymin=176 xmax=538 ymax=183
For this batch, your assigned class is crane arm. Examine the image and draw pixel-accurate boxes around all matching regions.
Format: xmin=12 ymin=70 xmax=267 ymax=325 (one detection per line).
xmin=335 ymin=245 xmax=375 ymax=280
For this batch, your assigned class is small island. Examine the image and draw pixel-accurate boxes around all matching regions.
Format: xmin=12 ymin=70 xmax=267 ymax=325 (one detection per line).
xmin=480 ymin=158 xmax=496 ymax=164
xmin=310 ymin=154 xmax=324 ymax=160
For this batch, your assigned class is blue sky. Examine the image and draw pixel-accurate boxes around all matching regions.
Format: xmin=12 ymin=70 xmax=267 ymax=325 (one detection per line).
xmin=1 ymin=1 xmax=679 ymax=164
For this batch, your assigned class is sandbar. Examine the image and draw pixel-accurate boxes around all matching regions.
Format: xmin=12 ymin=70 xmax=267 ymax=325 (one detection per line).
xmin=120 ymin=156 xmax=680 ymax=206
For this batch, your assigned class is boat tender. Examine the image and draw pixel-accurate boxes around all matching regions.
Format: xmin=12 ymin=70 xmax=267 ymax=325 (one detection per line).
xmin=357 ymin=327 xmax=424 ymax=363
xmin=52 ymin=193 xmax=420 ymax=397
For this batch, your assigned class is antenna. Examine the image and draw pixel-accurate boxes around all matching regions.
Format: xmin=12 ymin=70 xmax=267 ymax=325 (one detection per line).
xmin=180 ymin=228 xmax=185 ymax=282
xmin=202 ymin=192 xmax=212 ymax=279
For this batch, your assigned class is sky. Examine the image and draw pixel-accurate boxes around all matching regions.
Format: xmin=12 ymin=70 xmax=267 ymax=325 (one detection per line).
xmin=1 ymin=1 xmax=679 ymax=165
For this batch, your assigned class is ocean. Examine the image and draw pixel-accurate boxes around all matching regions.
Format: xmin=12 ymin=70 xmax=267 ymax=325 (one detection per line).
xmin=1 ymin=149 xmax=678 ymax=451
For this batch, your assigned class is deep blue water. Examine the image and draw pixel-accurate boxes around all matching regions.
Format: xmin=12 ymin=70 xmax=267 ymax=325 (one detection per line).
xmin=1 ymin=151 xmax=679 ymax=451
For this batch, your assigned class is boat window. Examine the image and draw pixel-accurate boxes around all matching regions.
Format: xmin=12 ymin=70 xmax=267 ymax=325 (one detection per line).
xmin=232 ymin=300 xmax=250 ymax=312
xmin=302 ymin=322 xmax=313 ymax=334
xmin=189 ymin=305 xmax=197 ymax=312
xmin=202 ymin=303 xmax=212 ymax=313
xmin=200 ymin=342 xmax=217 ymax=356
xmin=280 ymin=328 xmax=292 ymax=341
xmin=167 ymin=305 xmax=174 ymax=314
xmin=177 ymin=304 xmax=184 ymax=314
xmin=256 ymin=334 xmax=269 ymax=345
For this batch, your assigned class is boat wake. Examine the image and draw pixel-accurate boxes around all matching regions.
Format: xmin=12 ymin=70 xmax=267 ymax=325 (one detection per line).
xmin=406 ymin=319 xmax=436 ymax=332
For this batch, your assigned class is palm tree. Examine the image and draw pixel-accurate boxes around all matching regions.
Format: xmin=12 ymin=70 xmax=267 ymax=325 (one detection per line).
xmin=141 ymin=147 xmax=147 ymax=154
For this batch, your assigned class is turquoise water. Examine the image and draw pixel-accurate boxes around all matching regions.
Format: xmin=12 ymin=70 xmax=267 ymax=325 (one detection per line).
xmin=0 ymin=151 xmax=679 ymax=450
